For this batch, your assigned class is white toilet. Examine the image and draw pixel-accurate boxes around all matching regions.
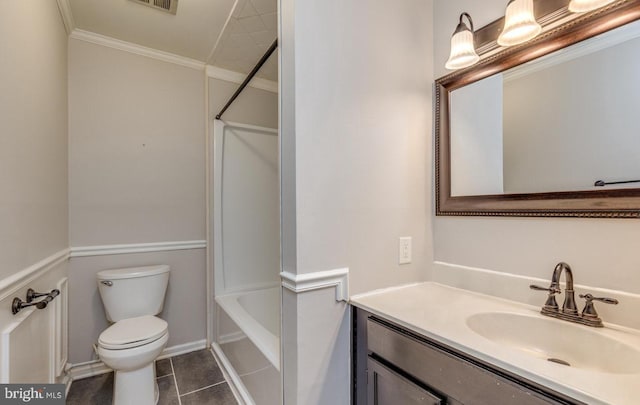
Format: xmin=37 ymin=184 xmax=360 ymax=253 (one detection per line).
xmin=96 ymin=265 xmax=170 ymax=405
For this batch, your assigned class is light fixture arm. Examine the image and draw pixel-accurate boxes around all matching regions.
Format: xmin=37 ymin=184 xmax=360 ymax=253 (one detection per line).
xmin=456 ymin=12 xmax=475 ymax=34
xmin=446 ymin=11 xmax=481 ymax=70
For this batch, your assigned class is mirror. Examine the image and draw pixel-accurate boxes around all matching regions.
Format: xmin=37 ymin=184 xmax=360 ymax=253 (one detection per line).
xmin=436 ymin=1 xmax=640 ymax=217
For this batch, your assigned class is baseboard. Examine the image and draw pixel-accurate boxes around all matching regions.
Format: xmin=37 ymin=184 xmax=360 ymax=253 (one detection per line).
xmin=61 ymin=373 xmax=72 ymax=396
xmin=67 ymin=359 xmax=111 ymax=381
xmin=157 ymin=339 xmax=207 ymax=360
xmin=210 ymin=342 xmax=253 ymax=405
xmin=67 ymin=339 xmax=207 ymax=382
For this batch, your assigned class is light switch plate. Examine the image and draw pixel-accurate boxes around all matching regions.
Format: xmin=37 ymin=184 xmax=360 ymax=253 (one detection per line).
xmin=399 ymin=237 xmax=412 ymax=265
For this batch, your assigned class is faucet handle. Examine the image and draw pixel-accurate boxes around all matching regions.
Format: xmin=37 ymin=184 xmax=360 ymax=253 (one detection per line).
xmin=579 ymin=294 xmax=619 ymax=305
xmin=530 ymin=284 xmax=560 ymax=311
xmin=579 ymin=294 xmax=619 ymax=320
xmin=530 ymin=284 xmax=561 ymax=294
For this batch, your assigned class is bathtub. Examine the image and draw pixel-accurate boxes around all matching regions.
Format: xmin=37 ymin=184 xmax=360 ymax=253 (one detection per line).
xmin=216 ymin=287 xmax=280 ymax=370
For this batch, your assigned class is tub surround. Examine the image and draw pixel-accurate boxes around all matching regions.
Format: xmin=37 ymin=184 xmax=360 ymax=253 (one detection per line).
xmin=215 ymin=288 xmax=280 ymax=370
xmin=351 ymin=282 xmax=640 ymax=405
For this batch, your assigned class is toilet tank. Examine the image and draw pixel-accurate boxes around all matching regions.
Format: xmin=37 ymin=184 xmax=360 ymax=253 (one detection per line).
xmin=97 ymin=265 xmax=170 ymax=322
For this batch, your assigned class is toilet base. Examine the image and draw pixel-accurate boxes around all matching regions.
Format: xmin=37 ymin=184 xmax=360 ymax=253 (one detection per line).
xmin=113 ymin=363 xmax=158 ymax=405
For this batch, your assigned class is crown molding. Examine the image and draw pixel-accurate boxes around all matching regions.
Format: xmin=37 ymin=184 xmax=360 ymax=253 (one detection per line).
xmin=69 ymin=29 xmax=206 ymax=71
xmin=206 ymin=65 xmax=278 ymax=93
xmin=56 ymin=0 xmax=76 ymax=35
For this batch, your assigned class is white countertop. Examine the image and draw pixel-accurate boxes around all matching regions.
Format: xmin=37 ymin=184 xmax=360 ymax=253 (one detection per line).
xmin=350 ymin=282 xmax=640 ymax=405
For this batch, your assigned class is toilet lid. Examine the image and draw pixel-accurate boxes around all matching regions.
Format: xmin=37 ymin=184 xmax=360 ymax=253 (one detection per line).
xmin=99 ymin=315 xmax=168 ymax=350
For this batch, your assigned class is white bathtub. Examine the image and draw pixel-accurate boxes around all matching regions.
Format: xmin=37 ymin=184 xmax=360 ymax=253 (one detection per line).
xmin=216 ymin=287 xmax=280 ymax=370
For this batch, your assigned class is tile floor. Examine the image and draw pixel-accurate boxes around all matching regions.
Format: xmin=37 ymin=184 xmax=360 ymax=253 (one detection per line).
xmin=66 ymin=349 xmax=238 ymax=405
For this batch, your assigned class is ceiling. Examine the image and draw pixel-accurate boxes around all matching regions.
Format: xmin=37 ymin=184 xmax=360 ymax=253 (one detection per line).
xmin=68 ymin=0 xmax=278 ymax=81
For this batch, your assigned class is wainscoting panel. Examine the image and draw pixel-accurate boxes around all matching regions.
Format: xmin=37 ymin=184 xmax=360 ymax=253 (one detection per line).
xmin=1 ymin=307 xmax=53 ymax=383
xmin=55 ymin=277 xmax=69 ymax=378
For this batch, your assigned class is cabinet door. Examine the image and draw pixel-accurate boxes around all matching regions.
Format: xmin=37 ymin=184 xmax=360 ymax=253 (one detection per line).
xmin=367 ymin=357 xmax=443 ymax=405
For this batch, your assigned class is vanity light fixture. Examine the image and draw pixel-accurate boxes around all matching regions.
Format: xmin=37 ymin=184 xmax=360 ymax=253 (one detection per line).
xmin=445 ymin=12 xmax=480 ymax=70
xmin=568 ymin=0 xmax=617 ymax=13
xmin=497 ymin=0 xmax=542 ymax=46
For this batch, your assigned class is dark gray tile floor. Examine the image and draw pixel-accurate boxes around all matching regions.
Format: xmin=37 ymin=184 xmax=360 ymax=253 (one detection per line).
xmin=66 ymin=349 xmax=237 ymax=405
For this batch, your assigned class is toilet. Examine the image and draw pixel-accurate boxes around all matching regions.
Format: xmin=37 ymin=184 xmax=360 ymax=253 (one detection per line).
xmin=96 ymin=265 xmax=170 ymax=405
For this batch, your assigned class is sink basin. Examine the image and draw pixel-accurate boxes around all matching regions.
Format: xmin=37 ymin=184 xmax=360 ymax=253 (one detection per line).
xmin=466 ymin=312 xmax=640 ymax=374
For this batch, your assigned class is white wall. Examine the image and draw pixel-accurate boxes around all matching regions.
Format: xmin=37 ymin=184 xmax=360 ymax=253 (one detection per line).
xmin=0 ymin=0 xmax=69 ymax=383
xmin=434 ymin=0 xmax=640 ymax=295
xmin=280 ymin=0 xmax=434 ymax=402
xmin=68 ymin=39 xmax=207 ymax=364
xmin=290 ymin=1 xmax=434 ymax=295
xmin=0 ymin=0 xmax=69 ymax=279
xmin=450 ymin=74 xmax=504 ymax=196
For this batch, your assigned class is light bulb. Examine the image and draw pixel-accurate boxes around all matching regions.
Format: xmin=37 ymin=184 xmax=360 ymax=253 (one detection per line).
xmin=498 ymin=0 xmax=542 ymax=47
xmin=445 ymin=13 xmax=480 ymax=70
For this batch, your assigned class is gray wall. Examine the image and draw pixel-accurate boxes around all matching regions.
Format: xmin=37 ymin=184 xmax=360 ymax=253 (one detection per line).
xmin=433 ymin=0 xmax=640 ymax=295
xmin=67 ymin=39 xmax=207 ymax=364
xmin=280 ymin=0 xmax=434 ymax=402
xmin=0 ymin=0 xmax=69 ymax=279
xmin=68 ymin=250 xmax=206 ymax=363
xmin=68 ymin=39 xmax=206 ymax=246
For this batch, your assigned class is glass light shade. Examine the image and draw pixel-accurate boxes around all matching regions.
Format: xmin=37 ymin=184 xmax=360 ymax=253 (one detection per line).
xmin=568 ymin=0 xmax=616 ymax=13
xmin=445 ymin=29 xmax=480 ymax=70
xmin=497 ymin=0 xmax=542 ymax=46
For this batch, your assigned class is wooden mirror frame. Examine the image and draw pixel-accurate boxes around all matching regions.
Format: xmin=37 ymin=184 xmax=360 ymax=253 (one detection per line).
xmin=435 ymin=0 xmax=640 ymax=218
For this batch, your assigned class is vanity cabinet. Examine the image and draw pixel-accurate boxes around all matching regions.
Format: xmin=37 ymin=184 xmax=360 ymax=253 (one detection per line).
xmin=353 ymin=308 xmax=583 ymax=405
xmin=367 ymin=357 xmax=444 ymax=405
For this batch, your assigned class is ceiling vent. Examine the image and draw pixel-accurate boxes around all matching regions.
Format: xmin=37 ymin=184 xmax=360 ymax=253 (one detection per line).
xmin=129 ymin=0 xmax=178 ymax=15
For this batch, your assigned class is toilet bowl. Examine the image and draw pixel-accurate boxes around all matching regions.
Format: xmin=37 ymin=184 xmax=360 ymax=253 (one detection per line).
xmin=98 ymin=316 xmax=168 ymax=405
xmin=96 ymin=265 xmax=170 ymax=405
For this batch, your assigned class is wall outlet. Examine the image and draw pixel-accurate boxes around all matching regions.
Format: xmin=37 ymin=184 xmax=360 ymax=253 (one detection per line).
xmin=399 ymin=237 xmax=412 ymax=265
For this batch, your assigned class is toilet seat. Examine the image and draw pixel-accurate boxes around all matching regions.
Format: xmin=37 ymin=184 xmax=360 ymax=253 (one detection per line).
xmin=99 ymin=315 xmax=168 ymax=350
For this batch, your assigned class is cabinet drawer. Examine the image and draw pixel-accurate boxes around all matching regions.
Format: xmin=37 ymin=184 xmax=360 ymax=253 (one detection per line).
xmin=367 ymin=356 xmax=443 ymax=405
xmin=367 ymin=318 xmax=569 ymax=405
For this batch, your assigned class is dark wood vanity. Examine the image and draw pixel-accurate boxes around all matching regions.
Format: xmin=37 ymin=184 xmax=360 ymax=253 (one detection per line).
xmin=352 ymin=308 xmax=585 ymax=405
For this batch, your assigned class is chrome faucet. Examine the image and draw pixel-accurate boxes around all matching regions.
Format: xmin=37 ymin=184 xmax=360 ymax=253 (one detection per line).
xmin=530 ymin=262 xmax=618 ymax=327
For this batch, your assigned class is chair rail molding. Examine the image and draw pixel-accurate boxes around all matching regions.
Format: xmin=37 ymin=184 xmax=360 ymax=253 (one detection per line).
xmin=70 ymin=240 xmax=207 ymax=258
xmin=0 ymin=249 xmax=70 ymax=301
xmin=280 ymin=268 xmax=350 ymax=302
